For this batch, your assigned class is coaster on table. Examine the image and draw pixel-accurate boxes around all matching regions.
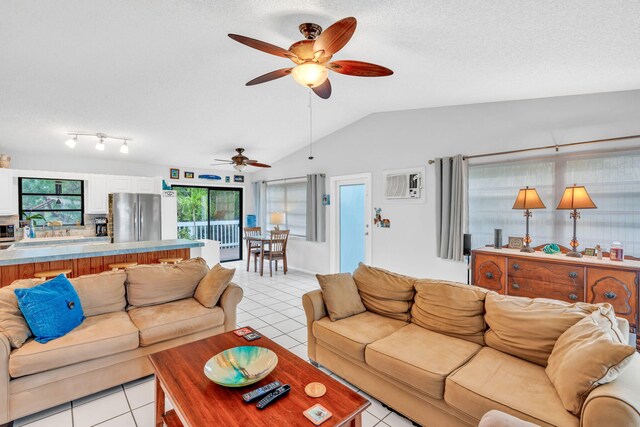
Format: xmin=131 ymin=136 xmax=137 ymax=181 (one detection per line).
xmin=233 ymin=327 xmax=253 ymax=337
xmin=243 ymin=332 xmax=262 ymax=341
xmin=303 ymin=404 xmax=332 ymax=425
xmin=304 ymin=382 xmax=326 ymax=398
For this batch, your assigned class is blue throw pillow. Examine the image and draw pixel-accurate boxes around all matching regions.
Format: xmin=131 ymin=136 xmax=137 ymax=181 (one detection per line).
xmin=14 ymin=274 xmax=85 ymax=344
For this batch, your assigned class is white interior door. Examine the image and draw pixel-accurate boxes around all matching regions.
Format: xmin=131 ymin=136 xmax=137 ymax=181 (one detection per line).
xmin=330 ymin=173 xmax=372 ymax=273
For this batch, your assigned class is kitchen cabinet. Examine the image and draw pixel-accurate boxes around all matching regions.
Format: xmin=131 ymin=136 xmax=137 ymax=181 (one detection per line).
xmin=107 ymin=176 xmax=132 ymax=193
xmin=86 ymin=175 xmax=108 ymax=214
xmin=472 ymin=247 xmax=640 ymax=350
xmin=132 ymin=177 xmax=158 ymax=194
xmin=0 ymin=169 xmax=17 ymax=215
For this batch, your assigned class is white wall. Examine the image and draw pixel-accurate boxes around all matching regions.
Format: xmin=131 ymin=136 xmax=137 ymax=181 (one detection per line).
xmin=253 ymin=90 xmax=640 ymax=280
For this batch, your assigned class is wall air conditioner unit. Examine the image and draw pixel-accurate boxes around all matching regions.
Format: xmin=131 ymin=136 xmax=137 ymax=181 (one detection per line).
xmin=384 ymin=169 xmax=423 ymax=200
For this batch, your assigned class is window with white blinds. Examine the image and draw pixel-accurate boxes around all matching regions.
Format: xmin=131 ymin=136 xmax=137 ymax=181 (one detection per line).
xmin=265 ymin=178 xmax=307 ymax=237
xmin=469 ymin=151 xmax=640 ymax=257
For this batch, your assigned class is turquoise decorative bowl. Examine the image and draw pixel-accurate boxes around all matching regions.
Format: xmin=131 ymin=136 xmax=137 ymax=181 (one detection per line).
xmin=204 ymin=346 xmax=278 ymax=387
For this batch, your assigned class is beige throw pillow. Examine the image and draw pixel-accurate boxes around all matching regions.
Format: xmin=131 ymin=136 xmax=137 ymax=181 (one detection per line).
xmin=484 ymin=293 xmax=599 ymax=366
xmin=0 ymin=278 xmax=43 ymax=348
xmin=412 ymin=279 xmax=489 ymax=345
xmin=316 ymin=273 xmax=366 ymax=321
xmin=546 ymin=308 xmax=636 ymax=415
xmin=71 ymin=271 xmax=127 ymax=316
xmin=126 ymin=258 xmax=209 ymax=308
xmin=352 ymin=263 xmax=415 ymax=321
xmin=194 ymin=264 xmax=235 ymax=308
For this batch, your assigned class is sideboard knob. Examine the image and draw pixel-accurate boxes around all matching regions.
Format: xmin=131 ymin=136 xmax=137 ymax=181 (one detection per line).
xmin=568 ymin=272 xmax=578 ymax=279
xmin=512 ymin=283 xmax=521 ymax=290
xmin=513 ymin=263 xmax=520 ymax=270
xmin=568 ymin=293 xmax=578 ymax=301
xmin=604 ymin=291 xmax=617 ymax=300
xmin=485 ymin=272 xmax=494 ymax=279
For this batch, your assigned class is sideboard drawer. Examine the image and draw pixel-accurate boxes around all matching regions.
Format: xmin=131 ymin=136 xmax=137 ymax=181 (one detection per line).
xmin=508 ymin=259 xmax=584 ymax=287
xmin=587 ymin=268 xmax=638 ymax=327
xmin=473 ymin=253 xmax=505 ymax=294
xmin=507 ymin=277 xmax=584 ymax=303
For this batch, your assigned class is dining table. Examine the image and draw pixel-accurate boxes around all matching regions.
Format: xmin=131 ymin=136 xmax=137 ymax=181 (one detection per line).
xmin=245 ymin=234 xmax=272 ymax=277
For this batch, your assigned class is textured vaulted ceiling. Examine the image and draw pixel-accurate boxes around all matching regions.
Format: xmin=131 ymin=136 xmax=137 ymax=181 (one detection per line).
xmin=1 ymin=0 xmax=639 ymax=170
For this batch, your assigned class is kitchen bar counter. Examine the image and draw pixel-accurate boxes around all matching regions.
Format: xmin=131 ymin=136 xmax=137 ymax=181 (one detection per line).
xmin=0 ymin=239 xmax=204 ymax=286
xmin=11 ymin=236 xmax=112 ymax=249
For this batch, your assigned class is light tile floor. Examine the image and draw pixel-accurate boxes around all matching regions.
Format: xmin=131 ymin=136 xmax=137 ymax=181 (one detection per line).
xmin=14 ymin=261 xmax=416 ymax=427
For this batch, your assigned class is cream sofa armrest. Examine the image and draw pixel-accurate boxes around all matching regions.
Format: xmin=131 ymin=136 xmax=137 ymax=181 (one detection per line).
xmin=302 ymin=290 xmax=327 ymax=363
xmin=0 ymin=332 xmax=10 ymax=424
xmin=616 ymin=317 xmax=630 ymax=343
xmin=581 ymin=354 xmax=640 ymax=427
xmin=219 ymin=282 xmax=243 ymax=332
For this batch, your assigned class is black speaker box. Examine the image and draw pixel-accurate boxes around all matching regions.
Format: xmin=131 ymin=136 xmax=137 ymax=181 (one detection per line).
xmin=463 ymin=233 xmax=472 ymax=256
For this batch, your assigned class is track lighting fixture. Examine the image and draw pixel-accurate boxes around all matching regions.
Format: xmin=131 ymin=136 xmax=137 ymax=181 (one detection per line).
xmin=64 ymin=132 xmax=132 ymax=154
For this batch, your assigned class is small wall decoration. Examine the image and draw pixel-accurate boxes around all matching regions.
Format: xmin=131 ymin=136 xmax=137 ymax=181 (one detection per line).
xmin=225 ymin=176 xmax=230 ymax=183
xmin=198 ymin=174 xmax=221 ymax=180
xmin=508 ymin=236 xmax=524 ymax=249
xmin=162 ymin=180 xmax=172 ymax=190
xmin=170 ymin=168 xmax=180 ymax=180
xmin=374 ymin=207 xmax=391 ymax=228
xmin=184 ymin=171 xmax=194 ymax=179
xmin=322 ymin=194 xmax=330 ymax=206
xmin=584 ymin=247 xmax=596 ymax=257
xmin=234 ymin=175 xmax=245 ymax=183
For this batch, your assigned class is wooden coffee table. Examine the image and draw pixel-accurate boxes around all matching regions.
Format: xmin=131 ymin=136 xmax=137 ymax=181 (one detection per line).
xmin=149 ymin=330 xmax=370 ymax=426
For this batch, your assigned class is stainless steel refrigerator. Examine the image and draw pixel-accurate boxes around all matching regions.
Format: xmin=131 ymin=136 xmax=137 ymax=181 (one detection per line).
xmin=109 ymin=193 xmax=162 ymax=243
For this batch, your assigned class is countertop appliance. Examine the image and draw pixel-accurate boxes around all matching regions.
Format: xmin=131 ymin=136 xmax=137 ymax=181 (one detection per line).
xmin=108 ymin=193 xmax=162 ymax=243
xmin=95 ymin=217 xmax=108 ymax=237
xmin=0 ymin=224 xmax=15 ymax=250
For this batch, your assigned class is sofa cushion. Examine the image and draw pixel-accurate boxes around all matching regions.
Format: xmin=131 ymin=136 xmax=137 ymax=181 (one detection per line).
xmin=445 ymin=347 xmax=579 ymax=427
xmin=9 ymin=311 xmax=139 ymax=378
xmin=126 ymin=258 xmax=209 ymax=308
xmin=194 ymin=263 xmax=235 ymax=308
xmin=15 ymin=275 xmax=85 ymax=344
xmin=316 ymin=273 xmax=366 ymax=321
xmin=71 ymin=270 xmax=126 ymax=316
xmin=352 ymin=263 xmax=416 ymax=321
xmin=411 ymin=279 xmax=488 ymax=345
xmin=0 ymin=279 xmax=43 ymax=348
xmin=484 ymin=293 xmax=598 ymax=366
xmin=128 ymin=298 xmax=224 ymax=346
xmin=312 ymin=311 xmax=407 ymax=362
xmin=546 ymin=308 xmax=636 ymax=415
xmin=365 ymin=323 xmax=481 ymax=399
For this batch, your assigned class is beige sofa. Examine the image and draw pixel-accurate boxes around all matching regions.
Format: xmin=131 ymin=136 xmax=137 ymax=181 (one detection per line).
xmin=0 ymin=258 xmax=243 ymax=425
xmin=303 ymin=264 xmax=640 ymax=427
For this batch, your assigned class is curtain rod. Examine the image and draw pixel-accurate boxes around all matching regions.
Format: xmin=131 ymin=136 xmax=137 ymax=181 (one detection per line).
xmin=427 ymin=134 xmax=640 ymax=164
xmin=261 ymin=175 xmax=322 ymax=184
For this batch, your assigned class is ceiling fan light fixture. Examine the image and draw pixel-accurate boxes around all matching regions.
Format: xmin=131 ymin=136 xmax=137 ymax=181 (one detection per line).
xmin=291 ymin=62 xmax=328 ymax=88
xmin=120 ymin=140 xmax=129 ymax=154
xmin=234 ymin=163 xmax=247 ymax=172
xmin=95 ymin=138 xmax=105 ymax=151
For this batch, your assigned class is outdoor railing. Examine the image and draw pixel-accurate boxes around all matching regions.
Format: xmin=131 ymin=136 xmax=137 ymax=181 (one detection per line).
xmin=177 ymin=220 xmax=240 ymax=248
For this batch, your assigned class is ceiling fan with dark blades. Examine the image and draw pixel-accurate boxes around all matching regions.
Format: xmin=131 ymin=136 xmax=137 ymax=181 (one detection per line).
xmin=228 ymin=17 xmax=393 ymax=99
xmin=210 ymin=148 xmax=271 ymax=171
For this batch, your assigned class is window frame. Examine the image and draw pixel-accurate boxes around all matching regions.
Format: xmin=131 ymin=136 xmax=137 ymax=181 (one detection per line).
xmin=19 ymin=177 xmax=85 ymax=226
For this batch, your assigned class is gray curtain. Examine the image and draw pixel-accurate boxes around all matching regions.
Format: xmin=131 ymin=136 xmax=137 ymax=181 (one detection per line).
xmin=435 ymin=155 xmax=468 ymax=261
xmin=252 ymin=181 xmax=266 ymax=229
xmin=306 ymin=174 xmax=326 ymax=242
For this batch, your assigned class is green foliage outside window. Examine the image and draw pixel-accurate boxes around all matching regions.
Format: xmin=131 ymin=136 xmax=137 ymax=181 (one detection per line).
xmin=19 ymin=178 xmax=84 ymax=226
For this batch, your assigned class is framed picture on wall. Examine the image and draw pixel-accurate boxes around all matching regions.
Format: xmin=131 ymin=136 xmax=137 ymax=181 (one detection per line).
xmin=184 ymin=171 xmax=194 ymax=179
xmin=170 ymin=168 xmax=180 ymax=180
xmin=508 ymin=236 xmax=524 ymax=249
xmin=233 ymin=175 xmax=244 ymax=183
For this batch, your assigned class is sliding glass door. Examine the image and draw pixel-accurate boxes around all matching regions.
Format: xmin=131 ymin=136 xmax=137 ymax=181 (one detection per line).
xmin=175 ymin=186 xmax=243 ymax=262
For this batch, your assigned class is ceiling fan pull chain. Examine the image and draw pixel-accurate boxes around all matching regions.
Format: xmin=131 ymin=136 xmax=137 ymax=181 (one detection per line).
xmin=308 ymin=89 xmax=314 ymax=160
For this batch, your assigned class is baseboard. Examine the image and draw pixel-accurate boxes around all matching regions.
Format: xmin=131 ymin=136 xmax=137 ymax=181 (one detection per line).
xmin=287 ymin=266 xmax=319 ymax=275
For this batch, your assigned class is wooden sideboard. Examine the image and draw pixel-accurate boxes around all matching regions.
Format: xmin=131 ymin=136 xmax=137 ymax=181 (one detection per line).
xmin=472 ymin=247 xmax=640 ymax=351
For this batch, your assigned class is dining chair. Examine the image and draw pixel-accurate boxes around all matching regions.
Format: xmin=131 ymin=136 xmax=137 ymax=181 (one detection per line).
xmin=244 ymin=226 xmax=262 ymax=272
xmin=263 ymin=230 xmax=290 ymax=277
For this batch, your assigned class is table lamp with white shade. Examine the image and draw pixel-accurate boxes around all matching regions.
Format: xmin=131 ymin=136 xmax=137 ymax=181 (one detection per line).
xmin=270 ymin=212 xmax=286 ymax=231
xmin=556 ymin=184 xmax=597 ymax=258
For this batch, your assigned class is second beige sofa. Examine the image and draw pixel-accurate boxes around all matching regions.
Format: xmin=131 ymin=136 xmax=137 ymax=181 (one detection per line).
xmin=303 ymin=264 xmax=640 ymax=427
